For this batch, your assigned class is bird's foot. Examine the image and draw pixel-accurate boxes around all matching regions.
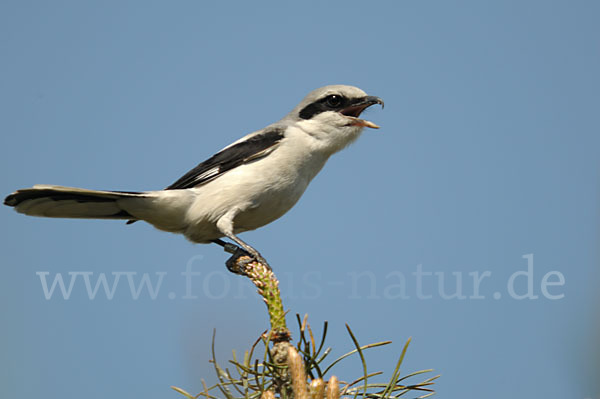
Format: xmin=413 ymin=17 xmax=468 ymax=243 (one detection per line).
xmin=225 ymin=246 xmax=253 ymax=275
xmin=250 ymin=252 xmax=271 ymax=270
xmin=223 ymin=245 xmax=271 ymax=275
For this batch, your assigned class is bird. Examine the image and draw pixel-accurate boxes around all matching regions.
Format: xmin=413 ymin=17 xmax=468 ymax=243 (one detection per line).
xmin=4 ymin=85 xmax=383 ymax=270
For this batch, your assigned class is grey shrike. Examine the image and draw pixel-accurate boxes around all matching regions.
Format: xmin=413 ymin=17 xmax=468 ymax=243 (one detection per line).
xmin=4 ymin=85 xmax=384 ymax=269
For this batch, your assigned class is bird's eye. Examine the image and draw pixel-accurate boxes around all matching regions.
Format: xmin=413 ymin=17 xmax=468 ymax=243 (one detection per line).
xmin=325 ymin=95 xmax=343 ymax=108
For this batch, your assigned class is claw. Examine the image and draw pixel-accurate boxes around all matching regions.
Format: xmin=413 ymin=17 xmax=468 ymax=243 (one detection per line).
xmin=222 ymin=245 xmax=271 ymax=275
xmin=224 ymin=246 xmax=251 ymax=275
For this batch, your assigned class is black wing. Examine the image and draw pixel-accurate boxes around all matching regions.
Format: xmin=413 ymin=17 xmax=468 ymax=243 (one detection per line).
xmin=166 ymin=128 xmax=285 ymax=190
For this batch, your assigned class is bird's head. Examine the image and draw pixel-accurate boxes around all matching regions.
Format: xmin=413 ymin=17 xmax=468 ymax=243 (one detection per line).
xmin=286 ymin=85 xmax=384 ymax=154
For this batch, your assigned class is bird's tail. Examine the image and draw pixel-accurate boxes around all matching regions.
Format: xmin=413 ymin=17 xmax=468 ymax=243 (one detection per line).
xmin=3 ymin=185 xmax=146 ymax=220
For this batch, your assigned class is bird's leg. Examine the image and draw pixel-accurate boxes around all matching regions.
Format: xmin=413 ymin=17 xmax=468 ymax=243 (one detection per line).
xmin=212 ymin=238 xmax=241 ymax=255
xmin=215 ymin=213 xmax=271 ymax=271
xmin=212 ymin=239 xmax=249 ymax=275
xmin=211 ymin=238 xmax=271 ymax=275
xmin=224 ymin=232 xmax=271 ymax=270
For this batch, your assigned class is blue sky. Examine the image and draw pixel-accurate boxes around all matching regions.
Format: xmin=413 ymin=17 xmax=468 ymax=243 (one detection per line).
xmin=1 ymin=1 xmax=599 ymax=398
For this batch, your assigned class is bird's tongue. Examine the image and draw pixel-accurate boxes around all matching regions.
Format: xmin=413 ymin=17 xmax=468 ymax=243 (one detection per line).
xmin=350 ymin=118 xmax=380 ymax=129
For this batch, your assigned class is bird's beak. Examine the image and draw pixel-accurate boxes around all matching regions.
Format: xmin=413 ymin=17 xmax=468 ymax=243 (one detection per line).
xmin=340 ymin=96 xmax=384 ymax=129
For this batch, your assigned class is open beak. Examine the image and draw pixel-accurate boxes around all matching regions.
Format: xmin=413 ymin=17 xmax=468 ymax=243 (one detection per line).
xmin=340 ymin=96 xmax=384 ymax=129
